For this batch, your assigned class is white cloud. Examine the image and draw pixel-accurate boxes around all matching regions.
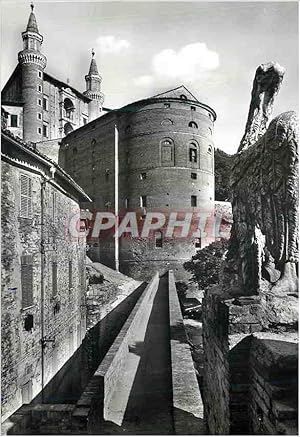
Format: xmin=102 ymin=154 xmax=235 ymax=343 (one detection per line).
xmin=134 ymin=42 xmax=219 ymax=86
xmin=133 ymin=75 xmax=154 ymax=87
xmin=96 ymin=35 xmax=130 ymax=54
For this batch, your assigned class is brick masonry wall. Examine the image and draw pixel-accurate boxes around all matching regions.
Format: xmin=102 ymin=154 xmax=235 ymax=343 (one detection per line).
xmin=59 ymin=96 xmax=215 ymax=280
xmin=1 ymin=159 xmax=87 ymax=422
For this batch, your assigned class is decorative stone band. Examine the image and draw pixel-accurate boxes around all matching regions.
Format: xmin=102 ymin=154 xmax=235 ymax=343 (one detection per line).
xmin=18 ymin=51 xmax=47 ymax=69
xmin=21 ymin=31 xmax=43 ymax=44
xmin=85 ymin=74 xmax=102 ymax=82
xmin=83 ymin=90 xmax=104 ymax=103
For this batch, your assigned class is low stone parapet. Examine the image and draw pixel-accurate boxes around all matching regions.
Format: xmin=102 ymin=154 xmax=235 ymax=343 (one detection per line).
xmin=73 ymin=272 xmax=160 ymax=432
xmin=168 ymin=270 xmax=205 ymax=434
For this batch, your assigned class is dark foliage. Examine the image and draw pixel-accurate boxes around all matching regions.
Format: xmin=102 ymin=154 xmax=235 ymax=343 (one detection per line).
xmin=214 ymin=148 xmax=234 ymax=201
xmin=184 ymin=239 xmax=229 ymax=289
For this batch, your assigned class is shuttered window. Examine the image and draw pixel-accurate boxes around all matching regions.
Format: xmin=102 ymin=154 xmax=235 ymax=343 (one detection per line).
xmin=52 ymin=262 xmax=58 ymax=296
xmin=20 ymin=174 xmax=32 ymax=218
xmin=21 ymin=255 xmax=33 ymax=308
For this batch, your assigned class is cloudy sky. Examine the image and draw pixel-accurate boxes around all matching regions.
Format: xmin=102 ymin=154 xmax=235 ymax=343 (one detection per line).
xmin=1 ymin=0 xmax=298 ymax=154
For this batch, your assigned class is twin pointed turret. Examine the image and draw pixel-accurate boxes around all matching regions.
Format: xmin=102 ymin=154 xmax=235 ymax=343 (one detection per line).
xmin=84 ymin=49 xmax=105 ymax=122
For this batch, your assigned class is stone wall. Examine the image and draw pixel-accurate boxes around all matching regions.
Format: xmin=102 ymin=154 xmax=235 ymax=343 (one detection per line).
xmin=249 ymin=333 xmax=298 ymax=435
xmin=202 ymin=286 xmax=298 ymax=435
xmin=168 ymin=270 xmax=204 ymax=434
xmin=1 ymin=157 xmax=87 ymax=422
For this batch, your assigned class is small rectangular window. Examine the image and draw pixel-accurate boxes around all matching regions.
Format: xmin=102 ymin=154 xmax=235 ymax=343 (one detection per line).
xmin=140 ymin=172 xmax=147 ymax=180
xmin=191 ymin=106 xmax=196 ymax=111
xmin=140 ymin=195 xmax=147 ymax=208
xmin=37 ymin=127 xmax=42 ymax=135
xmin=195 ymin=238 xmax=201 ymax=248
xmin=43 ymin=123 xmax=48 ymax=138
xmin=191 ymin=172 xmax=197 ymax=180
xmin=155 ymin=231 xmax=163 ymax=248
xmin=125 ymin=198 xmax=129 ymax=208
xmin=37 ymin=84 xmax=42 ymax=93
xmin=52 ymin=262 xmax=58 ymax=296
xmin=164 ymin=103 xmax=170 ymax=108
xmin=21 ymin=255 xmax=33 ymax=308
xmin=10 ymin=114 xmax=18 ymax=127
xmin=38 ymin=71 xmax=42 ymax=79
xmin=37 ymin=112 xmax=42 ymax=120
xmin=24 ymin=314 xmax=34 ymax=331
xmin=20 ymin=174 xmax=32 ymax=218
xmin=191 ymin=195 xmax=197 ymax=207
xmin=43 ymin=97 xmax=49 ymax=111
xmin=83 ymin=117 xmax=87 ymax=125
xmin=38 ymin=98 xmax=42 ymax=107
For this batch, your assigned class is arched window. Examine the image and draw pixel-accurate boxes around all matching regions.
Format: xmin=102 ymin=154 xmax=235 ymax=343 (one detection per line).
xmin=64 ymin=98 xmax=75 ymax=120
xmin=188 ymin=141 xmax=199 ymax=168
xmin=64 ymin=122 xmax=73 ymax=136
xmin=160 ymin=138 xmax=174 ymax=166
xmin=189 ymin=121 xmax=198 ymax=129
xmin=91 ymin=139 xmax=96 ymax=146
xmin=161 ymin=119 xmax=173 ymax=126
xmin=208 ymin=145 xmax=212 ymax=154
xmin=180 ymin=94 xmax=187 ymax=100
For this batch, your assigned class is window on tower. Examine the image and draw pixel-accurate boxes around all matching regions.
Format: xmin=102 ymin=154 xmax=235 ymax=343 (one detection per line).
xmin=189 ymin=148 xmax=197 ymax=163
xmin=155 ymin=231 xmax=163 ymax=248
xmin=188 ymin=121 xmax=198 ymax=129
xmin=38 ymin=71 xmax=42 ymax=79
xmin=43 ymin=123 xmax=49 ymax=138
xmin=191 ymin=195 xmax=197 ymax=207
xmin=140 ymin=196 xmax=147 ymax=208
xmin=10 ymin=114 xmax=18 ymax=127
xmin=43 ymin=97 xmax=49 ymax=111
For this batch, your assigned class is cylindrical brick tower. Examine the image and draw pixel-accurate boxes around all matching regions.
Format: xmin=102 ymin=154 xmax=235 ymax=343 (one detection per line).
xmin=117 ymin=90 xmax=216 ymax=279
xmin=83 ymin=50 xmax=104 ymax=122
xmin=18 ymin=4 xmax=47 ymax=143
xmin=60 ymin=86 xmax=217 ymax=280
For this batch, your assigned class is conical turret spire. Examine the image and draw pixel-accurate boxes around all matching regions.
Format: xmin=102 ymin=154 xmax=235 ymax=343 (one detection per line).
xmin=26 ymin=3 xmax=39 ymax=33
xmin=88 ymin=49 xmax=99 ymax=76
xmin=84 ymin=49 xmax=104 ymax=121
